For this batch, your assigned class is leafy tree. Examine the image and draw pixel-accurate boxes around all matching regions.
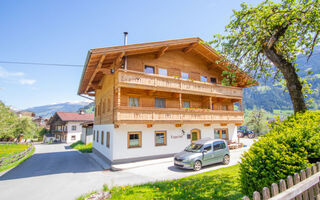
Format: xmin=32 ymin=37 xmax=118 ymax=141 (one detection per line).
xmin=0 ymin=101 xmax=18 ymax=138
xmin=210 ymin=0 xmax=320 ymax=114
xmin=245 ymin=109 xmax=268 ymax=133
xmin=14 ymin=116 xmax=38 ymax=139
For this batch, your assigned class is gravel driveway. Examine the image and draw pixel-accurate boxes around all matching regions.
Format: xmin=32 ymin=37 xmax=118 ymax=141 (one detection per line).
xmin=0 ymin=139 xmax=255 ymax=200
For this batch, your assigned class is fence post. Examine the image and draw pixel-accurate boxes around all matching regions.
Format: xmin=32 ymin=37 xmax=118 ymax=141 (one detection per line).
xmin=242 ymin=196 xmax=250 ymax=200
xmin=253 ymin=191 xmax=261 ymax=200
xmin=312 ymin=165 xmax=320 ymax=197
xmin=271 ymin=183 xmax=279 ymax=197
xmin=306 ymin=167 xmax=315 ymax=200
xmin=300 ymin=170 xmax=309 ymax=200
xmin=294 ymin=173 xmax=303 ymax=200
xmin=262 ymin=187 xmax=270 ymax=200
xmin=279 ymin=179 xmax=287 ymax=193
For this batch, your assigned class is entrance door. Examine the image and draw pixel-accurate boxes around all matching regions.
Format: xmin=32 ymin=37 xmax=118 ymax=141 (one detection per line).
xmin=191 ymin=129 xmax=201 ymax=142
xmin=214 ymin=129 xmax=229 ymax=140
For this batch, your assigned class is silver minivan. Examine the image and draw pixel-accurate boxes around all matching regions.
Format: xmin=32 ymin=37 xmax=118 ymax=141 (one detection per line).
xmin=174 ymin=138 xmax=230 ymax=171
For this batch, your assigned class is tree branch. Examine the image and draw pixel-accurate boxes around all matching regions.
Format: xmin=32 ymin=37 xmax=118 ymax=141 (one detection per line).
xmin=307 ymin=30 xmax=319 ymax=62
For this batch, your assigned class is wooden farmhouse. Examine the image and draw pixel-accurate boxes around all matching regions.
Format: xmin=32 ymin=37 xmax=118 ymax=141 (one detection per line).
xmin=78 ymin=37 xmax=256 ymax=164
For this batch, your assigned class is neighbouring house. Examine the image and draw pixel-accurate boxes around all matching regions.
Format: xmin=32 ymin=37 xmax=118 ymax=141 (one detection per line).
xmin=81 ymin=121 xmax=94 ymax=144
xmin=43 ymin=133 xmax=55 ymax=143
xmin=77 ymin=37 xmax=257 ymax=164
xmin=33 ymin=116 xmax=50 ymax=130
xmin=48 ymin=111 xmax=94 ymax=143
xmin=16 ymin=110 xmax=35 ymax=118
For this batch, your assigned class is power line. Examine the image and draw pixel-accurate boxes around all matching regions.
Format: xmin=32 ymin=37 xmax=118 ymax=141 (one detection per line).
xmin=0 ymin=61 xmax=83 ymax=67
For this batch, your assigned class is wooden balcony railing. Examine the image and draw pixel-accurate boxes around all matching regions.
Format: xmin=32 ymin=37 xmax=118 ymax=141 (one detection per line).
xmin=114 ymin=107 xmax=244 ymax=124
xmin=115 ymin=69 xmax=243 ymax=98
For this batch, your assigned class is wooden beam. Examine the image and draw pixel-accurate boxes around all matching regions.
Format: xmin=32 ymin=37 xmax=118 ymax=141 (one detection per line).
xmin=85 ymin=54 xmax=106 ymax=93
xmin=207 ymin=61 xmax=219 ymax=70
xmin=115 ymin=52 xmax=125 ymax=65
xmin=156 ymin=46 xmax=168 ymax=58
xmin=179 ymin=93 xmax=182 ymax=109
xmin=88 ymin=93 xmax=95 ymax=97
xmin=220 ymin=123 xmax=227 ymax=126
xmin=175 ymin=124 xmax=182 ymax=127
xmin=147 ymin=124 xmax=153 ymax=128
xmin=183 ymin=42 xmax=198 ymax=54
xmin=204 ymin=124 xmax=211 ymax=127
xmin=99 ymin=67 xmax=112 ymax=75
xmin=90 ymin=84 xmax=102 ymax=90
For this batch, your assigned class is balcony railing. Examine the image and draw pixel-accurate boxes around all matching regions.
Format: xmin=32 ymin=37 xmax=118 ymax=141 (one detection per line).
xmin=114 ymin=107 xmax=244 ymax=124
xmin=115 ymin=69 xmax=243 ymax=98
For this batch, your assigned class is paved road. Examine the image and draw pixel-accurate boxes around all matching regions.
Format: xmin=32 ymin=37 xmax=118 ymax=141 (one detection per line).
xmin=0 ymin=139 xmax=255 ymax=200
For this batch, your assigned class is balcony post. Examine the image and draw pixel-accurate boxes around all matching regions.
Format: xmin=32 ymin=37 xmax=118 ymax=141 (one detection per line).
xmin=240 ymin=99 xmax=243 ymax=112
xmin=209 ymin=97 xmax=212 ymax=110
xmin=179 ymin=93 xmax=182 ymax=109
xmin=117 ymin=87 xmax=121 ymax=107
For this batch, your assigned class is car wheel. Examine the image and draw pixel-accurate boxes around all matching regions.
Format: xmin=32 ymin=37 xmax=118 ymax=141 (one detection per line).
xmin=193 ymin=160 xmax=202 ymax=171
xmin=223 ymin=155 xmax=230 ymax=165
xmin=248 ymin=133 xmax=255 ymax=138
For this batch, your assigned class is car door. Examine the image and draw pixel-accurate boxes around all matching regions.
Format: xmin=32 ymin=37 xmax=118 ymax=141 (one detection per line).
xmin=202 ymin=144 xmax=214 ymax=166
xmin=212 ymin=141 xmax=226 ymax=163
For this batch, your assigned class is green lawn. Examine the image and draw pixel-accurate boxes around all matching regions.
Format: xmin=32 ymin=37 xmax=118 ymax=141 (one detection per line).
xmin=0 ymin=143 xmax=30 ymax=158
xmin=0 ymin=144 xmax=35 ymax=172
xmin=77 ymin=165 xmax=243 ymax=200
xmin=70 ymin=141 xmax=92 ymax=153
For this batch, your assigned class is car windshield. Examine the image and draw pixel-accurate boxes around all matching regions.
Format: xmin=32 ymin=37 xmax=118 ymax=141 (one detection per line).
xmin=185 ymin=143 xmax=203 ymax=152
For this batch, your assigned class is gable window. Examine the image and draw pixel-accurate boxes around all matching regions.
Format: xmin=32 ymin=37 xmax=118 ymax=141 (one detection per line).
xmin=129 ymin=97 xmax=139 ymax=107
xmin=155 ymin=98 xmax=166 ymax=108
xmin=155 ymin=131 xmax=167 ymax=146
xmin=210 ymin=77 xmax=217 ymax=84
xmin=144 ymin=65 xmax=155 ymax=74
xmin=158 ymin=68 xmax=167 ymax=76
xmin=183 ymin=101 xmax=190 ymax=108
xmin=106 ymin=132 xmax=110 ymax=148
xmin=181 ymin=72 xmax=189 ymax=79
xmin=101 ymin=131 xmax=104 ymax=145
xmin=72 ymin=125 xmax=77 ymax=131
xmin=97 ymin=131 xmax=99 ymax=142
xmin=201 ymin=76 xmax=207 ymax=82
xmin=128 ymin=132 xmax=141 ymax=148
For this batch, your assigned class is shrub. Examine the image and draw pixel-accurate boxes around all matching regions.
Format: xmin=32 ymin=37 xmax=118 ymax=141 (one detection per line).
xmin=70 ymin=141 xmax=92 ymax=153
xmin=240 ymin=110 xmax=320 ymax=195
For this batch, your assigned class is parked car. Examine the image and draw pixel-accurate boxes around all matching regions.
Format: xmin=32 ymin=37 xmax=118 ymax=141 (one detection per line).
xmin=174 ymin=138 xmax=230 ymax=171
xmin=237 ymin=125 xmax=255 ymax=138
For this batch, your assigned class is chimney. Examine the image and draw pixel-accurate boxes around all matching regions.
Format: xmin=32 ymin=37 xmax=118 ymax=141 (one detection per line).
xmin=124 ymin=32 xmax=128 ymax=70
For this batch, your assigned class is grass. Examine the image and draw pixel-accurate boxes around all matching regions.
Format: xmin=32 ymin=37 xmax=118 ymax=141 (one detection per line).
xmin=70 ymin=141 xmax=92 ymax=153
xmin=0 ymin=143 xmax=30 ymax=158
xmin=77 ymin=165 xmax=243 ymax=200
xmin=0 ymin=146 xmax=35 ymax=172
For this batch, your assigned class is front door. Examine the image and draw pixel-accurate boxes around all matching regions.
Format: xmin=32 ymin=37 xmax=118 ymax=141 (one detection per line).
xmin=191 ymin=129 xmax=201 ymax=142
xmin=214 ymin=129 xmax=229 ymax=140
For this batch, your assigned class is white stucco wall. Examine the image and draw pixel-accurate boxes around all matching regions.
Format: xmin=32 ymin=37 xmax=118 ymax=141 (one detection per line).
xmin=92 ymin=124 xmax=114 ymax=161
xmin=66 ymin=122 xmax=82 ymax=143
xmin=93 ymin=123 xmax=237 ymax=162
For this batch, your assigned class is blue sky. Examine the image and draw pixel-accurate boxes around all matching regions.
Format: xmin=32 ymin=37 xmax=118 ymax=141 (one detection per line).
xmin=0 ymin=0 xmax=261 ymax=110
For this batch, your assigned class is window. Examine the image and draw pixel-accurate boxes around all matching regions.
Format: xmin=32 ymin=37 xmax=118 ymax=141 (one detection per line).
xmin=203 ymin=144 xmax=212 ymax=152
xmin=214 ymin=129 xmax=229 ymax=140
xmin=97 ymin=131 xmax=99 ymax=142
xmin=106 ymin=132 xmax=110 ymax=148
xmin=155 ymin=98 xmax=166 ymax=108
xmin=213 ymin=141 xmax=226 ymax=151
xmin=158 ymin=68 xmax=167 ymax=76
xmin=72 ymin=125 xmax=76 ymax=131
xmin=183 ymin=101 xmax=190 ymax=108
xmin=71 ymin=135 xmax=76 ymax=140
xmin=101 ymin=131 xmax=104 ymax=145
xmin=93 ymin=130 xmax=95 ymax=141
xmin=129 ymin=97 xmax=139 ymax=107
xmin=128 ymin=132 xmax=141 ymax=148
xmin=144 ymin=65 xmax=155 ymax=74
xmin=181 ymin=72 xmax=189 ymax=79
xmin=210 ymin=77 xmax=217 ymax=84
xmin=222 ymin=105 xmax=228 ymax=111
xmin=201 ymin=75 xmax=207 ymax=82
xmin=155 ymin=131 xmax=167 ymax=146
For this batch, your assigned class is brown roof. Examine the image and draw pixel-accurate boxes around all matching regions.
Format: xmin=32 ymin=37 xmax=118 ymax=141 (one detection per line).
xmin=78 ymin=37 xmax=257 ymax=95
xmin=56 ymin=112 xmax=94 ymax=122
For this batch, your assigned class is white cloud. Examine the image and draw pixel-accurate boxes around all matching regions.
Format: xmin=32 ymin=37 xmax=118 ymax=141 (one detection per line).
xmin=19 ymin=79 xmax=36 ymax=85
xmin=0 ymin=66 xmax=24 ymax=78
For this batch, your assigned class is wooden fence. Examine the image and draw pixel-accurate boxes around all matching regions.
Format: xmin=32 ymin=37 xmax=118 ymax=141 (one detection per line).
xmin=0 ymin=143 xmax=34 ymax=167
xmin=243 ymin=162 xmax=320 ymax=200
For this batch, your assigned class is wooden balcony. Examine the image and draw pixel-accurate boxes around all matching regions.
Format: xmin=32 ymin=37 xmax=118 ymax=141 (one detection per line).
xmin=115 ymin=69 xmax=243 ymax=99
xmin=114 ymin=107 xmax=244 ymax=124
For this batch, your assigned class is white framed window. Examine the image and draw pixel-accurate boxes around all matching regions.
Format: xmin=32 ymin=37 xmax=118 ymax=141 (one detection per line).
xmin=72 ymin=125 xmax=77 ymax=131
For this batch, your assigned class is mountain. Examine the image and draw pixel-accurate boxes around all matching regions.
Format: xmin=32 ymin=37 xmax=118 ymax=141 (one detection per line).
xmin=25 ymin=101 xmax=92 ymax=118
xmin=243 ymin=47 xmax=320 ymax=113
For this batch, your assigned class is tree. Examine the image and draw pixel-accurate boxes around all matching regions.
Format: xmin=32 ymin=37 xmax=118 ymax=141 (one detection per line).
xmin=0 ymin=101 xmax=18 ymax=138
xmin=245 ymin=109 xmax=268 ymax=134
xmin=210 ymin=0 xmax=320 ymax=114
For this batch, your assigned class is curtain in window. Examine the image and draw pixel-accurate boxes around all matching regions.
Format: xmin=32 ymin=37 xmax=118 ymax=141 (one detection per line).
xmin=156 ymin=133 xmax=165 ymax=144
xmin=155 ymin=98 xmax=165 ymax=108
xmin=129 ymin=97 xmax=139 ymax=107
xmin=129 ymin=134 xmax=139 ymax=146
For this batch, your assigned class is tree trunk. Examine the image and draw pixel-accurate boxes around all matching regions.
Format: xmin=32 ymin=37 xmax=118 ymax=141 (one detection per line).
xmin=263 ymin=47 xmax=307 ymax=114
